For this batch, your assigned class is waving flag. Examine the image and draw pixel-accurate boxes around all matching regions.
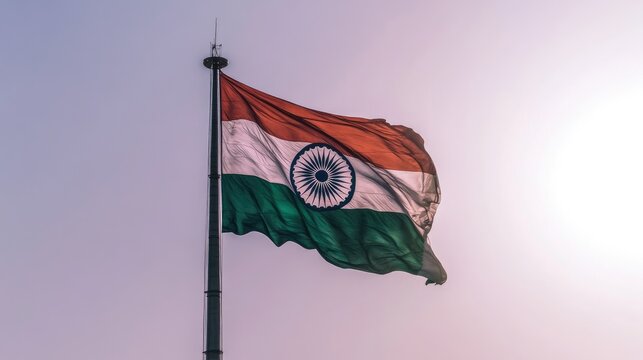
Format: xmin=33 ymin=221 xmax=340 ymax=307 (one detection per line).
xmin=220 ymin=73 xmax=446 ymax=284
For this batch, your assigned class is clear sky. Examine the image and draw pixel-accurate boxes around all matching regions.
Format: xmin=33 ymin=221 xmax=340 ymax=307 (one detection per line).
xmin=1 ymin=1 xmax=642 ymax=359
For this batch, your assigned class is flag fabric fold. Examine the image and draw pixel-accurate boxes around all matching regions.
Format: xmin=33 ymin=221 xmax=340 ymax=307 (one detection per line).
xmin=220 ymin=73 xmax=446 ymax=284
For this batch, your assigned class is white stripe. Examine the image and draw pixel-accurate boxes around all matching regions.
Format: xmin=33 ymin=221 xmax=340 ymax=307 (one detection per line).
xmin=222 ymin=119 xmax=440 ymax=231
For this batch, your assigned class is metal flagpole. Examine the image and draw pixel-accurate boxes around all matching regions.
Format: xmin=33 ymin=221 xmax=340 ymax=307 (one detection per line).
xmin=203 ymin=41 xmax=228 ymax=359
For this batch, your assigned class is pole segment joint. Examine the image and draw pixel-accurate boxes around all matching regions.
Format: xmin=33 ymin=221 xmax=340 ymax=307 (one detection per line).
xmin=203 ymin=350 xmax=224 ymax=355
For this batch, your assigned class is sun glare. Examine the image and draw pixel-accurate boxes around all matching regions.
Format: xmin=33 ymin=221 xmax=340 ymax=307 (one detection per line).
xmin=549 ymin=90 xmax=643 ymax=265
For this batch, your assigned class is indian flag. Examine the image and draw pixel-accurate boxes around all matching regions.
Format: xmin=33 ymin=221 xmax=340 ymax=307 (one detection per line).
xmin=220 ymin=73 xmax=447 ymax=284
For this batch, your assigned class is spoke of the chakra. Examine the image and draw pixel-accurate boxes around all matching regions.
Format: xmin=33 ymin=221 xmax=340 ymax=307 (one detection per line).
xmin=324 ymin=184 xmax=335 ymax=204
xmin=300 ymin=178 xmax=320 ymax=197
xmin=310 ymin=151 xmax=321 ymax=169
xmin=325 ymin=151 xmax=335 ymax=169
xmin=303 ymin=185 xmax=316 ymax=204
xmin=304 ymin=155 xmax=317 ymax=168
xmin=332 ymin=166 xmax=347 ymax=174
xmin=296 ymin=171 xmax=315 ymax=181
xmin=300 ymin=158 xmax=316 ymax=173
xmin=316 ymin=157 xmax=325 ymax=172
xmin=322 ymin=149 xmax=330 ymax=165
xmin=318 ymin=150 xmax=326 ymax=168
xmin=300 ymin=173 xmax=316 ymax=186
xmin=295 ymin=175 xmax=307 ymax=186
xmin=322 ymin=189 xmax=330 ymax=204
xmin=315 ymin=182 xmax=325 ymax=200
xmin=321 ymin=182 xmax=330 ymax=201
xmin=307 ymin=182 xmax=320 ymax=200
xmin=325 ymin=190 xmax=336 ymax=204
xmin=324 ymin=182 xmax=341 ymax=201
xmin=318 ymin=186 xmax=325 ymax=205
xmin=330 ymin=176 xmax=350 ymax=185
xmin=329 ymin=180 xmax=341 ymax=193
xmin=298 ymin=165 xmax=314 ymax=176
xmin=323 ymin=183 xmax=334 ymax=203
xmin=308 ymin=156 xmax=320 ymax=170
xmin=328 ymin=156 xmax=341 ymax=170
xmin=302 ymin=190 xmax=315 ymax=204
xmin=327 ymin=159 xmax=342 ymax=173
xmin=334 ymin=172 xmax=349 ymax=179
xmin=304 ymin=153 xmax=316 ymax=166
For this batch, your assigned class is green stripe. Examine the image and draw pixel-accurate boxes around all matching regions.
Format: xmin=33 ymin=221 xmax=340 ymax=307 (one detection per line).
xmin=222 ymin=174 xmax=424 ymax=276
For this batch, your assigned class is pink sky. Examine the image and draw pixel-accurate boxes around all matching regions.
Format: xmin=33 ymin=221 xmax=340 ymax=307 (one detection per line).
xmin=1 ymin=0 xmax=641 ymax=359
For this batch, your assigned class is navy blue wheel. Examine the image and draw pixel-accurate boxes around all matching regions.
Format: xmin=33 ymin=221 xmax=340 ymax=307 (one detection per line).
xmin=290 ymin=143 xmax=356 ymax=211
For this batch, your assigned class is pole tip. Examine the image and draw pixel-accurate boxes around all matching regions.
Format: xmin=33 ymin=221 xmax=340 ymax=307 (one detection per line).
xmin=203 ymin=56 xmax=228 ymax=69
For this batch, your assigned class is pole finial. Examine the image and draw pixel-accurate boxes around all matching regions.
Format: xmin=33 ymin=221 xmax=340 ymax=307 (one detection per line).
xmin=204 ymin=18 xmax=228 ymax=69
xmin=211 ymin=18 xmax=221 ymax=57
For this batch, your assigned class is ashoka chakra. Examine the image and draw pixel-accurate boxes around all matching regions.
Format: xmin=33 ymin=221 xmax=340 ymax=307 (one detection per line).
xmin=289 ymin=143 xmax=356 ymax=211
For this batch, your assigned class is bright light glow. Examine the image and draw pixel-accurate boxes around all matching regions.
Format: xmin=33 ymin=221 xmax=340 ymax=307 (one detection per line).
xmin=549 ymin=90 xmax=643 ymax=266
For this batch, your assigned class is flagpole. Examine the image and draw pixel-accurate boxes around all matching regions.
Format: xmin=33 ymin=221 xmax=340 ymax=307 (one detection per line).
xmin=203 ymin=53 xmax=227 ymax=360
